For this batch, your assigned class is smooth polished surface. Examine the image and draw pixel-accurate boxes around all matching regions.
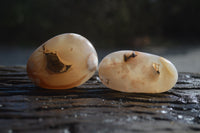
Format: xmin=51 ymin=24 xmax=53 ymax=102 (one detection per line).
xmin=99 ymin=50 xmax=178 ymax=93
xmin=27 ymin=33 xmax=98 ymax=89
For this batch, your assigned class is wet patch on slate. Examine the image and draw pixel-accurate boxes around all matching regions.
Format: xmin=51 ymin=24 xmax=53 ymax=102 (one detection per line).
xmin=0 ymin=66 xmax=200 ymax=133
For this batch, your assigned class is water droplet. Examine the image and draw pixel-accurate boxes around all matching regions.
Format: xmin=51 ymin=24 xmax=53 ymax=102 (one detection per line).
xmin=80 ymin=113 xmax=88 ymax=117
xmin=42 ymin=105 xmax=48 ymax=109
xmin=96 ymin=77 xmax=101 ymax=82
xmin=74 ymin=114 xmax=77 ymax=118
xmin=190 ymin=97 xmax=198 ymax=103
xmin=24 ymin=98 xmax=29 ymax=101
xmin=168 ymin=107 xmax=173 ymax=111
xmin=184 ymin=116 xmax=194 ymax=122
xmin=126 ymin=117 xmax=132 ymax=122
xmin=38 ymin=118 xmax=43 ymax=122
xmin=161 ymin=110 xmax=167 ymax=114
xmin=185 ymin=75 xmax=190 ymax=78
xmin=63 ymin=129 xmax=70 ymax=133
xmin=8 ymin=129 xmax=13 ymax=133
xmin=132 ymin=116 xmax=138 ymax=120
xmin=178 ymin=115 xmax=183 ymax=119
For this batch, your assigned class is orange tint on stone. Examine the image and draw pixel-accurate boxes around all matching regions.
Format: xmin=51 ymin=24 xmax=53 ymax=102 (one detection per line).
xmin=98 ymin=50 xmax=178 ymax=93
xmin=27 ymin=33 xmax=98 ymax=89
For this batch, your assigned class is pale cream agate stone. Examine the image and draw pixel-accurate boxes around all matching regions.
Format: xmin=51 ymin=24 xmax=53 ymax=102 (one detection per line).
xmin=98 ymin=50 xmax=178 ymax=93
xmin=27 ymin=33 xmax=98 ymax=89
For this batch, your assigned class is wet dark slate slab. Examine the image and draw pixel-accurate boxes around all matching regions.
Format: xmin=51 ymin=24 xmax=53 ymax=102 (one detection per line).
xmin=0 ymin=66 xmax=200 ymax=133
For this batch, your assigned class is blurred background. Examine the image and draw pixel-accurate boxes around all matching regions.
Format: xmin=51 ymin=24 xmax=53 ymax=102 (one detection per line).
xmin=0 ymin=0 xmax=200 ymax=72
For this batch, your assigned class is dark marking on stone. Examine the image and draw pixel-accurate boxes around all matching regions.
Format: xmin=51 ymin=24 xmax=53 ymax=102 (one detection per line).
xmin=156 ymin=70 xmax=160 ymax=74
xmin=106 ymin=79 xmax=110 ymax=85
xmin=124 ymin=52 xmax=137 ymax=62
xmin=43 ymin=45 xmax=71 ymax=73
xmin=152 ymin=63 xmax=160 ymax=74
xmin=45 ymin=53 xmax=71 ymax=73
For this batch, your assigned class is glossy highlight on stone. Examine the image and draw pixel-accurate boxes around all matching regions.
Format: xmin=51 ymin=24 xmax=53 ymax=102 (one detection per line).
xmin=27 ymin=33 xmax=98 ymax=89
xmin=98 ymin=50 xmax=178 ymax=93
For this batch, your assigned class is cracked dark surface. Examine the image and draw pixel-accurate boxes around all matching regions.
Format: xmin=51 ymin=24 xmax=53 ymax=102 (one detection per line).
xmin=45 ymin=52 xmax=71 ymax=73
xmin=0 ymin=66 xmax=200 ymax=133
xmin=124 ymin=52 xmax=137 ymax=62
xmin=43 ymin=45 xmax=71 ymax=73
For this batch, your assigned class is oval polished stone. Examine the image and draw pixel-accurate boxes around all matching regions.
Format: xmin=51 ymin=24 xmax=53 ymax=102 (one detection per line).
xmin=27 ymin=33 xmax=98 ymax=89
xmin=98 ymin=50 xmax=178 ymax=93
